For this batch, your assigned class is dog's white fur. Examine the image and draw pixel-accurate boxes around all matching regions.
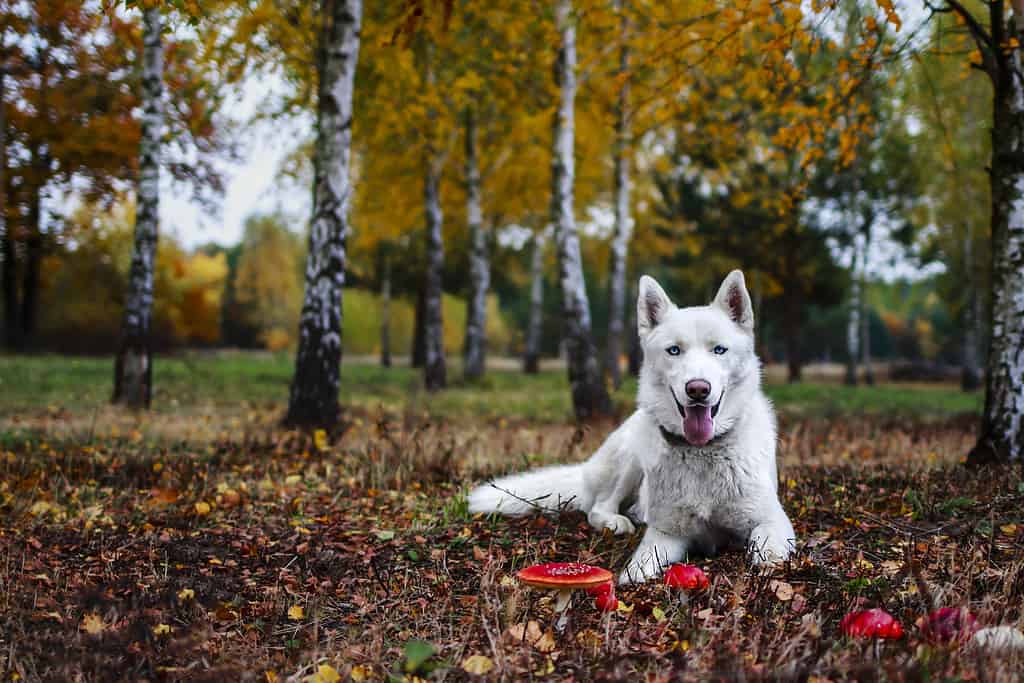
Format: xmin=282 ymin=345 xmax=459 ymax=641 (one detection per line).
xmin=467 ymin=270 xmax=796 ymax=583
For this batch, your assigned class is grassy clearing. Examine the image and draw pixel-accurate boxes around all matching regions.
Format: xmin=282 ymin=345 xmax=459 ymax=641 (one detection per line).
xmin=0 ymin=352 xmax=982 ymax=423
xmin=2 ymin=352 xmax=1019 ymax=681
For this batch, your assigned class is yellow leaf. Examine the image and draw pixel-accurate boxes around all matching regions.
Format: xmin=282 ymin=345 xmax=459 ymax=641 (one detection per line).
xmin=505 ymin=621 xmax=556 ymax=652
xmin=1001 ymin=523 xmax=1018 ymax=535
xmin=305 ymin=664 xmax=340 ymax=683
xmin=194 ymin=501 xmax=211 ymax=516
xmin=80 ymin=613 xmax=105 ymax=635
xmin=288 ymin=604 xmax=305 ymax=621
xmin=177 ymin=588 xmax=195 ymax=601
xmin=313 ymin=429 xmax=328 ymax=451
xmin=265 ymin=672 xmax=279 ymax=683
xmin=652 ymin=606 xmax=667 ymax=622
xmin=771 ymin=580 xmax=794 ymax=601
xmin=349 ymin=665 xmax=371 ymax=682
xmin=461 ymin=655 xmax=494 ymax=675
xmin=153 ymin=623 xmax=171 ymax=636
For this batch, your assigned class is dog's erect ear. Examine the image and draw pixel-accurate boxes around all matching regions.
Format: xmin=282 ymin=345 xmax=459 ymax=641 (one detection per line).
xmin=638 ymin=275 xmax=673 ymax=336
xmin=712 ymin=270 xmax=754 ymax=333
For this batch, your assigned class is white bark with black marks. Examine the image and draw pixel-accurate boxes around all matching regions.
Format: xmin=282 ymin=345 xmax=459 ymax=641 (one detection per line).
xmin=286 ymin=0 xmax=361 ymax=427
xmin=605 ymin=0 xmax=631 ymax=389
xmin=423 ymin=151 xmax=447 ymax=391
xmin=552 ymin=0 xmax=611 ymax=419
xmin=844 ymin=235 xmax=861 ymax=387
xmin=971 ymin=4 xmax=1024 ymax=462
xmin=860 ymin=222 xmax=874 ymax=385
xmin=523 ymin=231 xmax=545 ymax=374
xmin=463 ymin=106 xmax=489 ymax=381
xmin=114 ymin=7 xmax=163 ymax=409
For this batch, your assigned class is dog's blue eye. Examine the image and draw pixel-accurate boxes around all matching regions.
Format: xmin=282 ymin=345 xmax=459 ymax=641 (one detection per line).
xmin=713 ymin=345 xmax=728 ymax=355
xmin=666 ymin=345 xmax=681 ymax=356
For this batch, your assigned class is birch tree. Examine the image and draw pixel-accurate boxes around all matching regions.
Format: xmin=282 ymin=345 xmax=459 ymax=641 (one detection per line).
xmin=422 ymin=128 xmax=447 ymax=391
xmin=113 ymin=7 xmax=163 ymax=408
xmin=523 ymin=230 xmax=546 ymax=374
xmin=285 ymin=0 xmax=362 ymax=427
xmin=462 ymin=105 xmax=489 ymax=381
xmin=844 ymin=233 xmax=862 ymax=386
xmin=552 ymin=0 xmax=611 ymax=420
xmin=605 ymin=0 xmax=632 ymax=389
xmin=938 ymin=0 xmax=1024 ymax=463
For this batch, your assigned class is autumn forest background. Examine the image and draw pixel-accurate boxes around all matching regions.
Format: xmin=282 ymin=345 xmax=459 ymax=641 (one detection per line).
xmin=4 ymin=0 xmax=1024 ymax=680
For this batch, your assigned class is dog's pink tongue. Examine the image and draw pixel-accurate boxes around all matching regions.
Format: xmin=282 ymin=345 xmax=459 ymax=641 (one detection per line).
xmin=683 ymin=405 xmax=714 ymax=446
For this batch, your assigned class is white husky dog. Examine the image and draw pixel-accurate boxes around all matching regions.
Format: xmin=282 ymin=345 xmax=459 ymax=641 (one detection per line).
xmin=468 ymin=270 xmax=795 ymax=583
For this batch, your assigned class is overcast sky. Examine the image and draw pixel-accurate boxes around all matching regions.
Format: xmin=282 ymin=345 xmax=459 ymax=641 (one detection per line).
xmin=161 ymin=74 xmax=311 ymax=250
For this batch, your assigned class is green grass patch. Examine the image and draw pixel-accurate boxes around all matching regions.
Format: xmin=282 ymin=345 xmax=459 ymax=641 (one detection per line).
xmin=0 ymin=352 xmax=982 ymax=421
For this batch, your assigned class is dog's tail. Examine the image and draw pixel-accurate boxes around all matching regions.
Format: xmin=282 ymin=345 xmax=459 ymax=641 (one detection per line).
xmin=467 ymin=464 xmax=589 ymax=516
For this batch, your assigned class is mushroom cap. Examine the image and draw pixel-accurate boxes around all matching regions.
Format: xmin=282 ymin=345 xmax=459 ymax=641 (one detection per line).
xmin=918 ymin=607 xmax=978 ymax=644
xmin=840 ymin=608 xmax=904 ymax=639
xmin=664 ymin=564 xmax=710 ymax=590
xmin=516 ymin=562 xmax=614 ymax=589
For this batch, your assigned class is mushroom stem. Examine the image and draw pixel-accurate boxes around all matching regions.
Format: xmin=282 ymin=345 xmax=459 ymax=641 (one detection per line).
xmin=554 ymin=588 xmax=573 ymax=631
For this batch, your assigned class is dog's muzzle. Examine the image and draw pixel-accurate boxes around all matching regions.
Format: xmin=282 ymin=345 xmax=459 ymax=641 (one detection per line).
xmin=670 ymin=386 xmax=722 ymax=446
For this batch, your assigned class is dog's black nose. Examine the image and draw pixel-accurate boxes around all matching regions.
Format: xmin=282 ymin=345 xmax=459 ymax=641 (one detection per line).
xmin=685 ymin=379 xmax=711 ymax=401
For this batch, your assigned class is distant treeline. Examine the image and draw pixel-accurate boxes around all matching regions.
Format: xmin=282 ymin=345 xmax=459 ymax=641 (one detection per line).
xmin=6 ymin=200 xmax=966 ymax=367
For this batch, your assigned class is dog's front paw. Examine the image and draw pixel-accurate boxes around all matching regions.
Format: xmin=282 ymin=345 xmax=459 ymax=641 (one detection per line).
xmin=748 ymin=536 xmax=793 ymax=566
xmin=589 ymin=511 xmax=636 ymax=535
xmin=618 ymin=552 xmax=664 ymax=585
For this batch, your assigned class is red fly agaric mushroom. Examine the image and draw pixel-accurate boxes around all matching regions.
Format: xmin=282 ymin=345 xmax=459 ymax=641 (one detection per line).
xmin=517 ymin=563 xmax=614 ymax=626
xmin=664 ymin=564 xmax=709 ymax=590
xmin=587 ymin=581 xmax=618 ymax=612
xmin=918 ymin=607 xmax=978 ymax=644
xmin=840 ymin=608 xmax=904 ymax=639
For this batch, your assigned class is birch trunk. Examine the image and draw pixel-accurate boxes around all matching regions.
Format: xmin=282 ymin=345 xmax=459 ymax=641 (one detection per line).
xmin=605 ymin=0 xmax=631 ymax=389
xmin=463 ymin=106 xmax=489 ymax=381
xmin=627 ymin=300 xmax=641 ymax=377
xmin=970 ymin=10 xmax=1024 ymax=463
xmin=380 ymin=254 xmax=391 ymax=368
xmin=552 ymin=0 xmax=611 ymax=419
xmin=113 ymin=7 xmax=163 ymax=408
xmin=285 ymin=0 xmax=361 ymax=428
xmin=844 ymin=236 xmax=861 ymax=387
xmin=961 ymin=228 xmax=982 ymax=391
xmin=423 ymin=153 xmax=447 ymax=391
xmin=860 ymin=223 xmax=875 ymax=385
xmin=523 ymin=232 xmax=545 ymax=374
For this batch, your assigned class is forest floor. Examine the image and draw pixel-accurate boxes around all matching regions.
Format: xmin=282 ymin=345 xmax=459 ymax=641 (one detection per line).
xmin=2 ymin=353 xmax=1022 ymax=681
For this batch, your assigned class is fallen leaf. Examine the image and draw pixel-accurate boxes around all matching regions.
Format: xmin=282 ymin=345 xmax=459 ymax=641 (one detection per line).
xmin=534 ymin=657 xmax=555 ymax=676
xmin=313 ymin=429 xmax=328 ymax=451
xmin=304 ymin=664 xmax=340 ymax=683
xmin=153 ymin=623 xmax=171 ymax=636
xmin=194 ymin=501 xmax=211 ymax=516
xmin=461 ymin=654 xmax=494 ymax=675
xmin=349 ymin=666 xmax=370 ymax=682
xmin=288 ymin=604 xmax=305 ymax=621
xmin=177 ymin=588 xmax=195 ymax=601
xmin=150 ymin=488 xmax=179 ymax=505
xmin=80 ymin=613 xmax=105 ymax=635
xmin=771 ymin=580 xmax=794 ymax=601
xmin=505 ymin=620 xmax=556 ymax=652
